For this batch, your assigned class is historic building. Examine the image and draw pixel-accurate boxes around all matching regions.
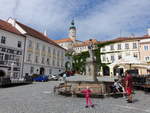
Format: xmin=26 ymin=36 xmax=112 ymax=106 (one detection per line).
xmin=0 ymin=19 xmax=25 ymax=81
xmin=7 ymin=18 xmax=66 ymax=76
xmin=100 ymin=36 xmax=149 ymax=77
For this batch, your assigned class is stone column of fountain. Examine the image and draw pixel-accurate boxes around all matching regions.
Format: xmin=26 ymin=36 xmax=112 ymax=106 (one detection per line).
xmin=86 ymin=39 xmax=98 ymax=82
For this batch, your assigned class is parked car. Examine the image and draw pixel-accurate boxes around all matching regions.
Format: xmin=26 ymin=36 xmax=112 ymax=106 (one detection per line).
xmin=49 ymin=74 xmax=60 ymax=81
xmin=66 ymin=71 xmax=75 ymax=77
xmin=33 ymin=75 xmax=48 ymax=82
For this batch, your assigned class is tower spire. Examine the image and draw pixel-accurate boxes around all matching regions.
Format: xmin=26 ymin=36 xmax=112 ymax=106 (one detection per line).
xmin=69 ymin=20 xmax=76 ymax=43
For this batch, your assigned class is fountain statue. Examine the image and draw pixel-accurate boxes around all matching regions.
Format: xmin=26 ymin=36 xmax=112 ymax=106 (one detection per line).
xmin=86 ymin=39 xmax=98 ymax=82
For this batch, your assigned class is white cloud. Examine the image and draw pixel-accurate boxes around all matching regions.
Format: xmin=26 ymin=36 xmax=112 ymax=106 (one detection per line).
xmin=0 ymin=0 xmax=150 ymax=41
xmin=77 ymin=0 xmax=150 ymax=41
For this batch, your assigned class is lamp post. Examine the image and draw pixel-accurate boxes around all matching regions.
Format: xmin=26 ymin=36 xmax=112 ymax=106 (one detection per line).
xmin=10 ymin=62 xmax=14 ymax=79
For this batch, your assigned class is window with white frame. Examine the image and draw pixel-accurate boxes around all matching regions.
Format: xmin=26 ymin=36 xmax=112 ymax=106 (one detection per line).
xmin=133 ymin=53 xmax=138 ymax=58
xmin=28 ymin=40 xmax=32 ymax=48
xmin=48 ymin=47 xmax=51 ymax=53
xmin=27 ymin=54 xmax=31 ymax=62
xmin=111 ymin=55 xmax=115 ymax=62
xmin=102 ymin=56 xmax=106 ymax=61
xmin=125 ymin=43 xmax=129 ymax=49
xmin=133 ymin=43 xmax=137 ymax=49
xmin=145 ymin=56 xmax=149 ymax=61
xmin=36 ymin=43 xmax=40 ymax=50
xmin=35 ymin=56 xmax=39 ymax=63
xmin=110 ymin=45 xmax=114 ymax=50
xmin=117 ymin=44 xmax=121 ymax=50
xmin=42 ymin=45 xmax=45 ymax=51
xmin=144 ymin=45 xmax=149 ymax=51
xmin=118 ymin=55 xmax=122 ymax=59
xmin=47 ymin=58 xmax=50 ymax=65
xmin=41 ymin=57 xmax=45 ymax=64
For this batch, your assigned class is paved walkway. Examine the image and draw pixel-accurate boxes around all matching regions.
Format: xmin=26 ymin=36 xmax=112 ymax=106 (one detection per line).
xmin=0 ymin=81 xmax=149 ymax=113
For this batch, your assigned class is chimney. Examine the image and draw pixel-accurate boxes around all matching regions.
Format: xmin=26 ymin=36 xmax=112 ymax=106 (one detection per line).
xmin=44 ymin=30 xmax=47 ymax=36
xmin=148 ymin=28 xmax=150 ymax=36
xmin=12 ymin=18 xmax=16 ymax=27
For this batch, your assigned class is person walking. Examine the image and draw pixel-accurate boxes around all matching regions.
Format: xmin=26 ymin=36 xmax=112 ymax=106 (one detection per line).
xmin=63 ymin=72 xmax=67 ymax=82
xmin=81 ymin=86 xmax=94 ymax=108
xmin=124 ymin=70 xmax=133 ymax=103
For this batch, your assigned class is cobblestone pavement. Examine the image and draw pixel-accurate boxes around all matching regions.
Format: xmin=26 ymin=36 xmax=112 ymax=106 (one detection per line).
xmin=0 ymin=81 xmax=150 ymax=113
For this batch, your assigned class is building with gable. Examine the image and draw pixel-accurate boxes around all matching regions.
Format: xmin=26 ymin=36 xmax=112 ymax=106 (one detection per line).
xmin=7 ymin=18 xmax=66 ymax=77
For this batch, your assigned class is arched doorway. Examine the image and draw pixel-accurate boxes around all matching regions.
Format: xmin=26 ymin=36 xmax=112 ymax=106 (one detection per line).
xmin=103 ymin=66 xmax=110 ymax=76
xmin=113 ymin=65 xmax=124 ymax=76
xmin=0 ymin=70 xmax=5 ymax=77
xmin=40 ymin=67 xmax=45 ymax=75
xmin=0 ymin=70 xmax=6 ymax=77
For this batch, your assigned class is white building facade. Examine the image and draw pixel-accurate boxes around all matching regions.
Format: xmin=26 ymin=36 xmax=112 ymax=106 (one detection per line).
xmin=0 ymin=20 xmax=25 ymax=82
xmin=100 ymin=37 xmax=145 ymax=77
xmin=8 ymin=18 xmax=66 ymax=76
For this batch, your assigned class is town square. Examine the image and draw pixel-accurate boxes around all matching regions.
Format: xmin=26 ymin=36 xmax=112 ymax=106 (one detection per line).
xmin=0 ymin=0 xmax=150 ymax=113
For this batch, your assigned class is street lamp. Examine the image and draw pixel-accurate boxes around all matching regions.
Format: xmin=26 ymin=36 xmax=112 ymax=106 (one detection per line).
xmin=10 ymin=62 xmax=14 ymax=79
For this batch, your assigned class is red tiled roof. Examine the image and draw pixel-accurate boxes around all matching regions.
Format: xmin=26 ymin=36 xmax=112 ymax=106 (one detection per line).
xmin=16 ymin=21 xmax=65 ymax=50
xmin=0 ymin=19 xmax=24 ymax=36
xmin=54 ymin=38 xmax=73 ymax=43
xmin=97 ymin=36 xmax=150 ymax=45
xmin=73 ymin=39 xmax=99 ymax=47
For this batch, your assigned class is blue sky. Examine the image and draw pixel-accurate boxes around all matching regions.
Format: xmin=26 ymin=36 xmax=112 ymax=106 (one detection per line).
xmin=0 ymin=0 xmax=150 ymax=41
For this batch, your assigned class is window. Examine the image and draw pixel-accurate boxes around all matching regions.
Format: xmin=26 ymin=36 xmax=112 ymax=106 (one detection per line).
xmin=41 ymin=57 xmax=45 ymax=64
xmin=133 ymin=43 xmax=137 ymax=49
xmin=35 ymin=56 xmax=38 ymax=63
xmin=133 ymin=53 xmax=138 ymax=58
xmin=42 ymin=45 xmax=45 ymax=51
xmin=118 ymin=55 xmax=122 ymax=59
xmin=144 ymin=45 xmax=149 ymax=51
xmin=117 ymin=44 xmax=121 ymax=50
xmin=111 ymin=55 xmax=115 ymax=62
xmin=27 ymin=54 xmax=31 ymax=62
xmin=49 ymin=69 xmax=52 ymax=74
xmin=145 ymin=56 xmax=149 ymax=61
xmin=48 ymin=47 xmax=51 ymax=53
xmin=110 ymin=45 xmax=114 ymax=50
xmin=30 ymin=67 xmax=34 ymax=74
xmin=0 ymin=53 xmax=4 ymax=60
xmin=47 ymin=58 xmax=50 ymax=65
xmin=5 ymin=54 xmax=9 ymax=60
xmin=36 ymin=43 xmax=39 ymax=50
xmin=1 ymin=36 xmax=6 ymax=44
xmin=28 ymin=40 xmax=32 ymax=48
xmin=18 ymin=41 xmax=22 ymax=48
xmin=102 ymin=56 xmax=106 ymax=61
xmin=125 ymin=43 xmax=129 ymax=49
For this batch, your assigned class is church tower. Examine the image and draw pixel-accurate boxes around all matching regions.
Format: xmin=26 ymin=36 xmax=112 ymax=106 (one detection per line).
xmin=69 ymin=20 xmax=76 ymax=43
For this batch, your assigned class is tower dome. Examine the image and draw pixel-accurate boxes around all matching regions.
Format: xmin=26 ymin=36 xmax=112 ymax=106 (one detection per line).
xmin=69 ymin=20 xmax=76 ymax=42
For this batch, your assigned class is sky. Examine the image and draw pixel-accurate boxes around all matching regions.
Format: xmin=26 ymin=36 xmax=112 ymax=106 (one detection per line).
xmin=0 ymin=0 xmax=150 ymax=41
